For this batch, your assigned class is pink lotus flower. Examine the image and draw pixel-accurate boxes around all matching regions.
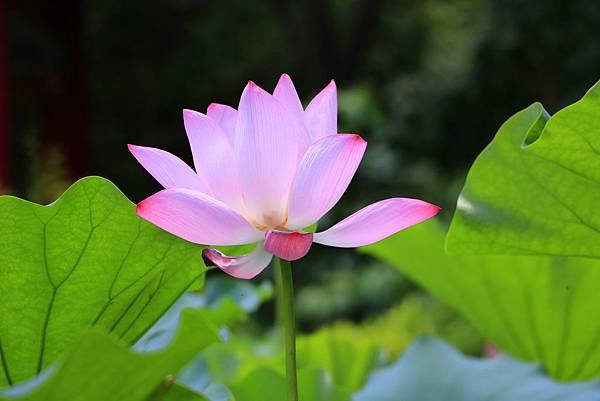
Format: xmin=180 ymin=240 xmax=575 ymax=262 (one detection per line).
xmin=129 ymin=74 xmax=440 ymax=279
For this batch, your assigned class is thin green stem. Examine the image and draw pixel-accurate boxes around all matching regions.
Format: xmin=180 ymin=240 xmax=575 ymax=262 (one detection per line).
xmin=273 ymin=257 xmax=298 ymax=401
xmin=274 ymin=259 xmax=284 ymax=329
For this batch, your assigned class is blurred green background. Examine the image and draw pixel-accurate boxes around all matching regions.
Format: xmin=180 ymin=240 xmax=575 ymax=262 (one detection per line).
xmin=3 ymin=0 xmax=599 ymax=353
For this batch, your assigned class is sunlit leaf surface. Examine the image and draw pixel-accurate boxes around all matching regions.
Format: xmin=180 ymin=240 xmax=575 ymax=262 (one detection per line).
xmin=362 ymin=220 xmax=600 ymax=380
xmin=447 ymin=81 xmax=600 ymax=258
xmin=0 ymin=309 xmax=219 ymax=401
xmin=0 ymin=177 xmax=205 ymax=387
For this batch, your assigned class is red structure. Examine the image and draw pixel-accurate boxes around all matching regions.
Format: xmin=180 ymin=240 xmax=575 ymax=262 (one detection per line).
xmin=0 ymin=0 xmax=8 ymax=189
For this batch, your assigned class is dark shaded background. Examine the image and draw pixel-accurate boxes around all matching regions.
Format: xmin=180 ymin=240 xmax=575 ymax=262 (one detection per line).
xmin=3 ymin=0 xmax=600 ymax=330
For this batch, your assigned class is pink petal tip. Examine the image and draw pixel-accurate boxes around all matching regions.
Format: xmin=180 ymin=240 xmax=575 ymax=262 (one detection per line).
xmin=351 ymin=133 xmax=366 ymax=144
xmin=313 ymin=198 xmax=441 ymax=248
xmin=206 ymin=103 xmax=223 ymax=113
xmin=182 ymin=108 xmax=201 ymax=118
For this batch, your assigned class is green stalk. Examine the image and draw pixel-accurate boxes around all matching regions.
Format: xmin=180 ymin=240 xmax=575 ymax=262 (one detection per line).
xmin=273 ymin=257 xmax=298 ymax=401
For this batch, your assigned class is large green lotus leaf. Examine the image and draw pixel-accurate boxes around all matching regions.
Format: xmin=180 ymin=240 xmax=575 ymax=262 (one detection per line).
xmin=0 ymin=177 xmax=205 ymax=387
xmin=446 ymin=81 xmax=600 ymax=257
xmin=354 ymin=338 xmax=600 ymax=401
xmin=362 ymin=220 xmax=600 ymax=380
xmin=0 ymin=308 xmax=219 ymax=401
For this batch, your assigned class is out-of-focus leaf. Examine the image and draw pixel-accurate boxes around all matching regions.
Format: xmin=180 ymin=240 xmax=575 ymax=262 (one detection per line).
xmin=317 ymin=294 xmax=483 ymax=359
xmin=447 ymin=81 xmax=600 ymax=258
xmin=202 ymin=277 xmax=273 ymax=313
xmin=164 ymin=302 xmax=243 ymax=401
xmin=200 ymin=333 xmax=282 ymax=385
xmin=298 ymin=331 xmax=383 ymax=392
xmin=362 ymin=220 xmax=600 ymax=380
xmin=135 ymin=292 xmax=208 ymax=352
xmin=198 ymin=327 xmax=384 ymax=393
xmin=0 ymin=176 xmax=205 ymax=388
xmin=160 ymin=383 xmax=209 ymax=401
xmin=228 ymin=367 xmax=286 ymax=401
xmin=298 ymin=369 xmax=352 ymax=401
xmin=135 ymin=278 xmax=266 ymax=401
xmin=137 ymin=275 xmax=271 ymax=352
xmin=136 ymin=296 xmax=246 ymax=352
xmin=354 ymin=338 xmax=600 ymax=401
xmin=230 ymin=367 xmax=351 ymax=401
xmin=176 ymin=358 xmax=234 ymax=401
xmin=135 ymin=293 xmax=246 ymax=401
xmin=0 ymin=309 xmax=220 ymax=401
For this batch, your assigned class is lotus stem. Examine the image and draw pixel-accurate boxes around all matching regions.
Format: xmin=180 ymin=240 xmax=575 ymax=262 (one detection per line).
xmin=274 ymin=257 xmax=298 ymax=401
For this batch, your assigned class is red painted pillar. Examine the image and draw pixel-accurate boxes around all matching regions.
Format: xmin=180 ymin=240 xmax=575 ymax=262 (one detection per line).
xmin=0 ymin=0 xmax=9 ymax=189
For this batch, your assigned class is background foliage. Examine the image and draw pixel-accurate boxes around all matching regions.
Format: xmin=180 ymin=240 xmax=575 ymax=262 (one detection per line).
xmin=2 ymin=1 xmax=600 ymax=400
xmin=5 ymin=0 xmax=600 ymax=332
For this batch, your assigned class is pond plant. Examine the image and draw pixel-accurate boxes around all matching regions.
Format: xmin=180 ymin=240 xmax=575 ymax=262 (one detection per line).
xmin=0 ymin=76 xmax=599 ymax=401
xmin=130 ymin=74 xmax=440 ymax=400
